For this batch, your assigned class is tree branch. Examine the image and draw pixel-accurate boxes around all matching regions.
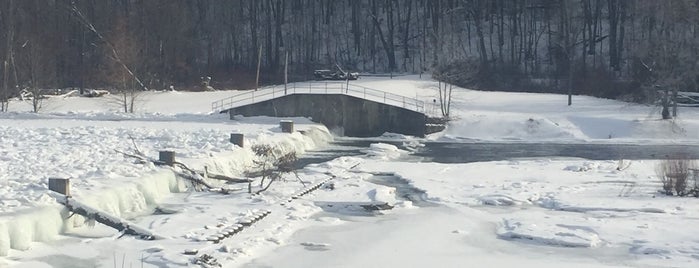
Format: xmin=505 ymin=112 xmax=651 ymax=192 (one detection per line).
xmin=66 ymin=3 xmax=147 ymax=91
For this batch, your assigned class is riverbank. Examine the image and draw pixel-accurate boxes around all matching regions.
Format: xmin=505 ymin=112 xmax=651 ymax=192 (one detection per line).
xmin=2 ymin=77 xmax=698 ymax=267
xmin=0 ymin=111 xmax=332 ymax=260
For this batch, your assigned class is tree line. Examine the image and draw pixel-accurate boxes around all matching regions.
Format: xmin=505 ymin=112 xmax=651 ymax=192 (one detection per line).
xmin=1 ymin=0 xmax=697 ymax=109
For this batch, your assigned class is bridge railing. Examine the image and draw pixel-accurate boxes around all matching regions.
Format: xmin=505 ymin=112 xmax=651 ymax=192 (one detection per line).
xmin=211 ymin=82 xmax=430 ymax=115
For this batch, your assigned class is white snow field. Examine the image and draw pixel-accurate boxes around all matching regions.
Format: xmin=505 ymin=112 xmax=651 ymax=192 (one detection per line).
xmin=1 ymin=76 xmax=698 ymax=268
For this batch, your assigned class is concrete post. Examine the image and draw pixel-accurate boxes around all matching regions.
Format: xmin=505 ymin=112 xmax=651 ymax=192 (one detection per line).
xmin=230 ymin=133 xmax=244 ymax=147
xmin=229 ymin=109 xmax=235 ymax=120
xmin=159 ymin=151 xmax=175 ymax=166
xmin=48 ymin=178 xmax=70 ymax=196
xmin=280 ymin=120 xmax=294 ymax=133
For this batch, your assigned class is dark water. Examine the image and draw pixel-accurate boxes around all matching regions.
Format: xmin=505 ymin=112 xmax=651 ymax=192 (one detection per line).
xmin=416 ymin=142 xmax=699 ymax=163
xmin=326 ymin=139 xmax=699 ymax=163
xmin=294 ymin=143 xmax=366 ymax=167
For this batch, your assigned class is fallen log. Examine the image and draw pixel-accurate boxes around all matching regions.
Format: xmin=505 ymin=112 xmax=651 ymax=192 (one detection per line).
xmin=203 ymin=172 xmax=252 ymax=184
xmin=57 ymin=195 xmax=162 ymax=240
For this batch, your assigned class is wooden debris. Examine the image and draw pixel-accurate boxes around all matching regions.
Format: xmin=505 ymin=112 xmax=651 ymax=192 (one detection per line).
xmin=203 ymin=172 xmax=252 ymax=184
xmin=58 ymin=196 xmax=161 ymax=240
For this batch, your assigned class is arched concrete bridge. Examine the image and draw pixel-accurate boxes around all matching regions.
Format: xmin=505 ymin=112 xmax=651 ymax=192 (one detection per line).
xmin=212 ymin=82 xmax=445 ymax=137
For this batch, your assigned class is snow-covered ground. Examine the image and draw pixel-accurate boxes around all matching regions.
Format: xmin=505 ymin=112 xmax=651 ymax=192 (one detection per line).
xmin=348 ymin=76 xmax=699 ymax=143
xmin=1 ymin=77 xmax=698 ymax=267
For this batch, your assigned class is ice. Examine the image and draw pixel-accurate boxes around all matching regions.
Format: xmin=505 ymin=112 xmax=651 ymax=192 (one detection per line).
xmin=361 ymin=143 xmax=406 ymax=160
xmin=366 ymin=187 xmax=396 ymax=203
xmin=0 ymin=222 xmax=9 ymax=256
xmin=2 ymin=207 xmax=64 ymax=251
xmin=563 ymin=162 xmax=600 ymax=172
xmin=497 ymin=218 xmax=603 ymax=248
xmin=478 ymin=194 xmax=525 ymax=206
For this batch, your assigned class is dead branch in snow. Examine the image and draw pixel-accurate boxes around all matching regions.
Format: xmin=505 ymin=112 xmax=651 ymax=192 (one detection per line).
xmin=248 ymin=145 xmax=304 ymax=194
xmin=172 ymin=161 xmax=213 ymax=190
xmin=115 ymin=148 xmax=212 ymax=190
xmin=204 ymin=166 xmax=252 ymax=183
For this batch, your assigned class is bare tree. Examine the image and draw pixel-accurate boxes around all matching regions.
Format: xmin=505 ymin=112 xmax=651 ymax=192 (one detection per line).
xmin=246 ymin=144 xmax=304 ymax=194
xmin=656 ymin=156 xmax=696 ymax=196
xmin=25 ymin=41 xmax=43 ymax=113
xmin=432 ymin=58 xmax=481 ymax=118
xmin=0 ymin=0 xmax=698 ymax=102
xmin=554 ymin=0 xmax=584 ymax=106
xmin=436 ymin=80 xmax=453 ymax=118
xmin=104 ymin=17 xmax=144 ymax=113
xmin=110 ymin=77 xmax=143 ymax=113
xmin=0 ymin=0 xmax=14 ymax=112
xmin=369 ymin=0 xmax=398 ymax=72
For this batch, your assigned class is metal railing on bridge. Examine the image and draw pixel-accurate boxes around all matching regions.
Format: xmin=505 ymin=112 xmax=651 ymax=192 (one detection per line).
xmin=211 ymin=82 xmax=431 ymax=115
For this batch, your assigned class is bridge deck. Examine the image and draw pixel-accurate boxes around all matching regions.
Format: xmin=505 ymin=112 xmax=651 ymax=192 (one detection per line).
xmin=212 ymin=82 xmax=433 ymax=116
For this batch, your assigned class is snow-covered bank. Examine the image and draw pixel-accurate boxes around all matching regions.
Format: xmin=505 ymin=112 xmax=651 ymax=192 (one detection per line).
xmin=0 ymin=110 xmax=332 ymax=257
xmin=349 ymin=76 xmax=699 ymax=143
xmin=1 ymin=141 xmax=400 ymax=267
xmin=0 ymin=171 xmax=179 ymax=256
xmin=246 ymin=206 xmax=631 ymax=268
xmin=3 ymin=77 xmax=699 ymax=267
xmin=356 ymin=155 xmax=699 ymax=267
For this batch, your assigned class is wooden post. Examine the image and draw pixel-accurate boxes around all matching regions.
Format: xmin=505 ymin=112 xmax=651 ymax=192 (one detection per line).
xmin=280 ymin=120 xmax=294 ymax=133
xmin=230 ymin=133 xmax=244 ymax=147
xmin=159 ymin=151 xmax=175 ymax=166
xmin=48 ymin=178 xmax=70 ymax=196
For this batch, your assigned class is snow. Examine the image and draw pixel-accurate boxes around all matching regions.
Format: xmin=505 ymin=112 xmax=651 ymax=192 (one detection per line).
xmin=2 ymin=77 xmax=699 ymax=267
xmin=355 ymin=158 xmax=699 ymax=267
xmin=349 ymin=75 xmax=699 ymax=143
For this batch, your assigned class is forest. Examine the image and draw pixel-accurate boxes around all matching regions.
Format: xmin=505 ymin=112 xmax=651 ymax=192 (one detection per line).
xmin=0 ymin=0 xmax=698 ymax=107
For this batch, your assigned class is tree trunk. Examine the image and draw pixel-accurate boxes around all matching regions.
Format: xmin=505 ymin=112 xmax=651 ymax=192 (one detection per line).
xmin=497 ymin=0 xmax=504 ymax=64
xmin=402 ymin=0 xmax=412 ymax=72
xmin=617 ymin=0 xmax=626 ymax=73
xmin=2 ymin=0 xmax=14 ymax=112
xmin=273 ymin=0 xmax=284 ymax=72
xmin=256 ymin=45 xmax=262 ymax=90
xmin=471 ymin=1 xmax=489 ymax=71
xmin=370 ymin=0 xmax=397 ymax=72
xmin=608 ymin=0 xmax=619 ymax=71
xmin=249 ymin=1 xmax=258 ymax=67
xmin=429 ymin=0 xmax=440 ymax=67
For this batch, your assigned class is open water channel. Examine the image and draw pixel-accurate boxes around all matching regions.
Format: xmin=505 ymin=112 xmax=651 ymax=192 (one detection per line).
xmin=316 ymin=138 xmax=699 ymax=164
